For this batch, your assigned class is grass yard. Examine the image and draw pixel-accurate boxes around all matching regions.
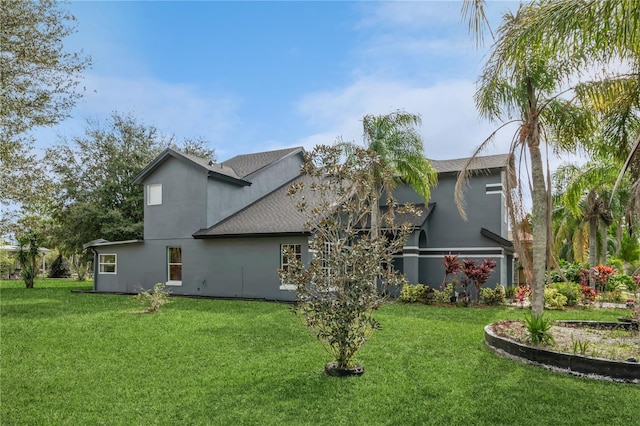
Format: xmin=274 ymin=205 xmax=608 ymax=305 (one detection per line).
xmin=1 ymin=279 xmax=638 ymax=425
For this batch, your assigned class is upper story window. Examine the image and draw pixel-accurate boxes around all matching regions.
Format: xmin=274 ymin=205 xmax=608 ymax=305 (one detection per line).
xmin=147 ymin=184 xmax=162 ymax=205
xmin=98 ymin=254 xmax=117 ymax=274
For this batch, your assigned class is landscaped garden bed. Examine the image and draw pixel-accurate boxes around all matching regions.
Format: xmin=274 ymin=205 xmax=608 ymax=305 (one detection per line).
xmin=486 ymin=319 xmax=640 ymax=383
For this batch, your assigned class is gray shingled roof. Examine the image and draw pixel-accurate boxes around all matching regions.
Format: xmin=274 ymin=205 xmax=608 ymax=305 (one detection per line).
xmin=221 ymin=147 xmax=303 ymax=178
xmin=193 ymin=176 xmax=432 ymax=238
xmin=193 ymin=174 xmax=312 ymax=238
xmin=430 ymin=154 xmax=509 ymax=174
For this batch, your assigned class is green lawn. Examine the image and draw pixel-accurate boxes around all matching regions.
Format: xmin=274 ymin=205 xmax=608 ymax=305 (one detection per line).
xmin=1 ymin=279 xmax=637 ymax=425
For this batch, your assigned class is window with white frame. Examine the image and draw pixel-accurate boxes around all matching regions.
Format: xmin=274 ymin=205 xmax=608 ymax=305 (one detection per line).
xmin=147 ymin=183 xmax=162 ymax=205
xmin=321 ymin=241 xmax=333 ymax=278
xmin=98 ymin=254 xmax=117 ymax=274
xmin=167 ymin=246 xmax=182 ymax=285
xmin=280 ymin=244 xmax=301 ymax=290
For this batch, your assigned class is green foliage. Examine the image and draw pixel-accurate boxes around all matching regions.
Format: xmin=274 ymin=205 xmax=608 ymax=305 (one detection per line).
xmin=550 ymin=260 xmax=589 ymax=284
xmin=48 ymin=254 xmax=71 ymax=278
xmin=549 ymin=282 xmax=580 ymax=306
xmin=399 ymin=284 xmax=426 ymax=303
xmin=481 ymin=285 xmax=505 ymax=305
xmin=524 ymin=314 xmax=555 ymax=346
xmin=1 ymin=0 xmax=90 ymax=205
xmin=571 ymin=338 xmax=590 ymax=356
xmin=135 ymin=283 xmax=171 ymax=313
xmin=45 ymin=112 xmax=215 ymax=256
xmin=618 ymin=232 xmax=640 ymax=264
xmin=608 ymin=273 xmax=636 ymax=292
xmin=543 ymin=287 xmax=567 ymax=310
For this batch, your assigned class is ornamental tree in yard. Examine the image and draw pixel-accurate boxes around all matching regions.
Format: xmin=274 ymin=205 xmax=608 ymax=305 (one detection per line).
xmin=279 ymin=145 xmax=420 ymax=374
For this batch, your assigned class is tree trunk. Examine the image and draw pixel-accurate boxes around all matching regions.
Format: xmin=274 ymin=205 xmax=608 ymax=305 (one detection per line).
xmin=615 ymin=221 xmax=622 ymax=257
xmin=529 ymin=143 xmax=547 ymax=318
xmin=599 ymin=218 xmax=607 ymax=265
xmin=588 ymin=216 xmax=597 ymax=288
xmin=526 ymin=78 xmax=546 ymax=319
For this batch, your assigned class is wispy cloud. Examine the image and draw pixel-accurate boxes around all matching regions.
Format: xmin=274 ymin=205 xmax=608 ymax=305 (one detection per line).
xmin=295 ymin=76 xmax=513 ymax=159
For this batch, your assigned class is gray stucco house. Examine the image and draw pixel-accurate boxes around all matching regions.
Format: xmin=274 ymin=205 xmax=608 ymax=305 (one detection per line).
xmin=85 ymin=147 xmax=513 ymax=301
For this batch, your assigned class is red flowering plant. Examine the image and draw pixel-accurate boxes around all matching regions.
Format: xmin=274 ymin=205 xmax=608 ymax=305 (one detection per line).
xmin=516 ymin=285 xmax=531 ymax=307
xmin=461 ymin=258 xmax=497 ymax=304
xmin=577 ymin=268 xmax=590 ymax=287
xmin=591 ymin=264 xmax=617 ymax=293
xmin=441 ymin=254 xmax=461 ymax=291
xmin=580 ymin=285 xmax=598 ymax=306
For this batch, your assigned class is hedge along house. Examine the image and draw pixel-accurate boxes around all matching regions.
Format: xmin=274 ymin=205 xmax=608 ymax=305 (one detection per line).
xmin=85 ymin=147 xmax=513 ymax=301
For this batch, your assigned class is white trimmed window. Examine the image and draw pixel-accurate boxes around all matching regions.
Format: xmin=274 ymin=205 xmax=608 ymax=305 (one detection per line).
xmin=167 ymin=246 xmax=182 ymax=285
xmin=98 ymin=254 xmax=117 ymax=274
xmin=280 ymin=244 xmax=301 ymax=290
xmin=147 ymin=184 xmax=162 ymax=205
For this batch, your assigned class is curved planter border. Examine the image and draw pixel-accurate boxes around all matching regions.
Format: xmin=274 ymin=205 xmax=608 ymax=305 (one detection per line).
xmin=484 ymin=322 xmax=640 ymax=384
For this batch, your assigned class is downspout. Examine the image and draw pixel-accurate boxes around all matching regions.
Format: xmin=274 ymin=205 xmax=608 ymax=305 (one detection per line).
xmin=91 ymin=248 xmax=98 ymax=291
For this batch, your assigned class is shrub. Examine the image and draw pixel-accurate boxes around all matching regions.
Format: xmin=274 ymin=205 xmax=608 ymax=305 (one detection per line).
xmin=580 ymin=285 xmax=597 ymax=306
xmin=608 ymin=274 xmax=636 ymax=292
xmin=544 ymin=287 xmax=567 ymax=310
xmin=135 ymin=283 xmax=171 ymax=313
xmin=481 ymin=285 xmax=505 ymax=305
xmin=524 ymin=314 xmax=555 ymax=346
xmin=550 ymin=260 xmax=589 ymax=284
xmin=400 ymin=284 xmax=426 ymax=303
xmin=504 ymin=286 xmax=516 ymax=300
xmin=549 ymin=282 xmax=580 ymax=306
xmin=592 ymin=264 xmax=617 ymax=293
xmin=48 ymin=254 xmax=71 ymax=278
xmin=433 ymin=285 xmax=453 ymax=304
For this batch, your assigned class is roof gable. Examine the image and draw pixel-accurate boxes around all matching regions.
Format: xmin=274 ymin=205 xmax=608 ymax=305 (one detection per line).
xmin=132 ymin=148 xmax=250 ymax=186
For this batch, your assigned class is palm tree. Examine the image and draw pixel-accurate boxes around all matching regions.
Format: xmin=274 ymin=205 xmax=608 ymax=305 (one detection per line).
xmin=460 ymin=0 xmax=639 ymax=315
xmin=340 ymin=111 xmax=438 ymax=238
xmin=490 ymin=0 xmax=640 ymax=223
xmin=456 ymin=6 xmax=596 ymax=317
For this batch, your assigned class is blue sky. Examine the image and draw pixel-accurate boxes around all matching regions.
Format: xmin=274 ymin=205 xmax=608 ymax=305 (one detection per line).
xmin=39 ymin=0 xmax=531 ymax=163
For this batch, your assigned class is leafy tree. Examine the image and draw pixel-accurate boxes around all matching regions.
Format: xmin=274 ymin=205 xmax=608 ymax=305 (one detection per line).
xmin=339 ymin=110 xmax=437 ymax=242
xmin=1 ymin=0 xmax=90 ymax=204
xmin=280 ymin=145 xmax=419 ymax=373
xmin=45 ymin=112 xmax=215 ymax=256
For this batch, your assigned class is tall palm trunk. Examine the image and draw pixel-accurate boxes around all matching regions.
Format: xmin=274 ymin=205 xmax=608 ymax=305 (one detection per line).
xmin=529 ymin=144 xmax=547 ymax=317
xmin=599 ymin=218 xmax=608 ymax=265
xmin=588 ymin=216 xmax=597 ymax=288
xmin=526 ymin=79 xmax=547 ymax=318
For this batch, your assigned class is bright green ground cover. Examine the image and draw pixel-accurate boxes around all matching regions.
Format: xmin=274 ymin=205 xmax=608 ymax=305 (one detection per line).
xmin=1 ymin=279 xmax=638 ymax=425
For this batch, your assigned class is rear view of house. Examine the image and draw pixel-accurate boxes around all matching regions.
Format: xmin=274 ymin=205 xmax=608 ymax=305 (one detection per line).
xmin=85 ymin=147 xmax=513 ymax=300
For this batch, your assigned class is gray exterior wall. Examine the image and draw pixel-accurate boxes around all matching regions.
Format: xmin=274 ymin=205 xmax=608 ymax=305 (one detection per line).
xmin=207 ymin=153 xmax=304 ymax=227
xmin=392 ymin=170 xmax=512 ymax=291
xmin=142 ymin=157 xmax=208 ymax=240
xmin=93 ymin=235 xmax=309 ymax=301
